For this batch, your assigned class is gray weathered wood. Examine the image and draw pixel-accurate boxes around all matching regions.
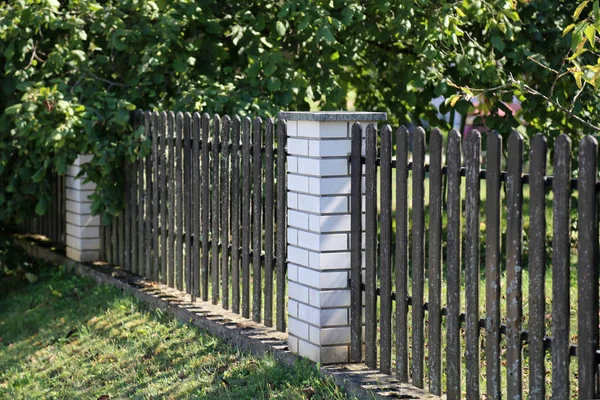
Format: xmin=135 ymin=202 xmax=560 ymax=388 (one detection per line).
xmin=464 ymin=130 xmax=481 ymax=399
xmin=241 ymin=117 xmax=252 ymax=318
xmin=184 ymin=112 xmax=193 ymax=293
xmin=167 ymin=111 xmax=175 ymax=286
xmin=379 ymin=124 xmax=393 ymax=375
xmin=152 ymin=111 xmax=160 ymax=280
xmin=577 ymin=135 xmax=599 ymax=400
xmin=446 ymin=130 xmax=462 ymax=400
xmin=428 ymin=128 xmax=443 ymax=396
xmin=175 ymin=112 xmax=185 ymax=291
xmin=145 ymin=111 xmax=154 ymax=279
xmin=131 ymin=113 xmax=140 ymax=274
xmin=137 ymin=113 xmax=146 ymax=276
xmin=485 ymin=131 xmax=502 ymax=400
xmin=253 ymin=117 xmax=263 ymax=322
xmin=264 ymin=118 xmax=275 ymax=327
xmin=275 ymin=120 xmax=287 ymax=332
xmin=551 ymin=134 xmax=572 ymax=400
xmin=231 ymin=116 xmax=241 ymax=314
xmin=528 ymin=133 xmax=547 ymax=400
xmin=201 ymin=113 xmax=210 ymax=300
xmin=192 ymin=112 xmax=202 ymax=298
xmin=411 ymin=127 xmax=426 ymax=388
xmin=221 ymin=116 xmax=231 ymax=309
xmin=211 ymin=115 xmax=221 ymax=305
xmin=364 ymin=123 xmax=378 ymax=370
xmin=350 ymin=122 xmax=363 ymax=363
xmin=505 ymin=131 xmax=524 ymax=399
xmin=396 ymin=126 xmax=409 ymax=382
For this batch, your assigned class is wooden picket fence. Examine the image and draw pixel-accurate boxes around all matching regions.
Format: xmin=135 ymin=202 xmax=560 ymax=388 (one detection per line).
xmin=101 ymin=111 xmax=288 ymax=332
xmin=349 ymin=123 xmax=600 ymax=399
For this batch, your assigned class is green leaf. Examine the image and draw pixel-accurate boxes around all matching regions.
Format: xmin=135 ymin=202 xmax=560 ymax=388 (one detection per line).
xmin=24 ymin=273 xmax=38 ymax=284
xmin=319 ymin=26 xmax=335 ymax=44
xmin=5 ymin=104 xmax=22 ymax=115
xmin=574 ymin=1 xmax=590 ymax=20
xmin=585 ymin=25 xmax=596 ymax=49
xmin=71 ymin=50 xmax=86 ymax=61
xmin=35 ymin=197 xmax=47 ymax=216
xmin=491 ymin=35 xmax=505 ymax=52
xmin=47 ymin=0 xmax=61 ymax=10
xmin=275 ymin=21 xmax=286 ymax=37
xmin=563 ymin=23 xmax=576 ymax=36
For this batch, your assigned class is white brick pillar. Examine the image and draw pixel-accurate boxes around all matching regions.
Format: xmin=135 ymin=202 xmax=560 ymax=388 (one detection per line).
xmin=278 ymin=111 xmax=387 ymax=364
xmin=65 ymin=155 xmax=101 ymax=262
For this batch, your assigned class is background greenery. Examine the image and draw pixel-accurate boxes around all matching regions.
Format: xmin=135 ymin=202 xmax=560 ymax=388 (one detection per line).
xmin=0 ymin=0 xmax=597 ymax=222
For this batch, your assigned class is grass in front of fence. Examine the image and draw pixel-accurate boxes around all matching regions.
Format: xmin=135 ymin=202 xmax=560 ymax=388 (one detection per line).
xmin=0 ymin=263 xmax=348 ymax=399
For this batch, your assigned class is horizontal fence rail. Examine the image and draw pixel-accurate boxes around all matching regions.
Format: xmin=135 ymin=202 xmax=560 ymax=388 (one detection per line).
xmin=101 ymin=110 xmax=288 ymax=332
xmin=350 ymin=123 xmax=600 ymax=399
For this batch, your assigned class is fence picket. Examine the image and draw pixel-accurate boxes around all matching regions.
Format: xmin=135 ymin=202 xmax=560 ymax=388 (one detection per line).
xmin=159 ymin=111 xmax=169 ymax=283
xmin=201 ymin=113 xmax=210 ymax=300
xmin=175 ymin=112 xmax=184 ymax=291
xmin=184 ymin=113 xmax=193 ymax=293
xmin=365 ymin=123 xmax=378 ymax=369
xmin=264 ymin=118 xmax=275 ymax=327
xmin=137 ymin=113 xmax=146 ymax=276
xmin=379 ymin=124 xmax=393 ymax=375
xmin=465 ymin=130 xmax=481 ymax=399
xmin=428 ymin=128 xmax=443 ymax=395
xmin=221 ymin=116 xmax=231 ymax=309
xmin=485 ymin=131 xmax=502 ymax=400
xmin=131 ymin=140 xmax=138 ymax=274
xmin=241 ymin=117 xmax=252 ymax=318
xmin=506 ymin=131 xmax=524 ymax=399
xmin=167 ymin=111 xmax=176 ymax=286
xmin=193 ymin=112 xmax=202 ymax=298
xmin=152 ymin=111 xmax=160 ymax=280
xmin=411 ymin=127 xmax=426 ymax=388
xmin=252 ymin=117 xmax=263 ymax=322
xmin=396 ymin=126 xmax=409 ymax=382
xmin=275 ymin=120 xmax=287 ymax=332
xmin=551 ymin=134 xmax=572 ymax=400
xmin=529 ymin=133 xmax=547 ymax=400
xmin=446 ymin=130 xmax=462 ymax=400
xmin=231 ymin=116 xmax=241 ymax=314
xmin=577 ymin=136 xmax=599 ymax=400
xmin=350 ymin=122 xmax=363 ymax=363
xmin=145 ymin=111 xmax=154 ymax=279
xmin=211 ymin=115 xmax=221 ymax=304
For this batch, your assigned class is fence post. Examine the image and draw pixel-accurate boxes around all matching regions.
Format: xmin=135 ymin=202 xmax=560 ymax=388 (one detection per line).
xmin=278 ymin=111 xmax=386 ymax=364
xmin=65 ymin=155 xmax=101 ymax=262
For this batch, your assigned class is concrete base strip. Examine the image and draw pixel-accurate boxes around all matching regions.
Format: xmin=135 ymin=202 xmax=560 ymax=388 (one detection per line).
xmin=14 ymin=236 xmax=438 ymax=400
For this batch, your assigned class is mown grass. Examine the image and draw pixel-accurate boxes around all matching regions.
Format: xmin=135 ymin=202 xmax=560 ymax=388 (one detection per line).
xmin=0 ymin=262 xmax=350 ymax=399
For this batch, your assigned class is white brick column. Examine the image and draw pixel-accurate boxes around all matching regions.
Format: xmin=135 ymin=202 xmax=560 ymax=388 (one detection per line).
xmin=278 ymin=111 xmax=386 ymax=364
xmin=65 ymin=155 xmax=101 ymax=262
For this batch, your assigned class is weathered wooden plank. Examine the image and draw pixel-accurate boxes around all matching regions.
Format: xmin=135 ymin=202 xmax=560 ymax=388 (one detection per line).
xmin=264 ymin=118 xmax=274 ymax=327
xmin=528 ymin=133 xmax=547 ymax=400
xmin=364 ymin=123 xmax=378 ymax=370
xmin=428 ymin=128 xmax=443 ymax=396
xmin=275 ymin=119 xmax=287 ymax=332
xmin=201 ymin=113 xmax=210 ymax=300
xmin=184 ymin=112 xmax=193 ymax=293
xmin=350 ymin=122 xmax=363 ymax=363
xmin=445 ymin=130 xmax=462 ymax=400
xmin=137 ymin=114 xmax=146 ymax=276
xmin=221 ymin=116 xmax=231 ymax=309
xmin=465 ymin=130 xmax=481 ymax=399
xmin=211 ymin=115 xmax=221 ymax=305
xmin=506 ymin=131 xmax=524 ymax=399
xmin=241 ymin=117 xmax=252 ymax=318
xmin=145 ymin=111 xmax=153 ymax=279
xmin=152 ymin=111 xmax=160 ymax=281
xmin=159 ymin=111 xmax=168 ymax=284
xmin=124 ymin=158 xmax=131 ymax=271
xmin=192 ymin=112 xmax=202 ymax=298
xmin=231 ymin=116 xmax=241 ymax=314
xmin=411 ymin=127 xmax=426 ymax=388
xmin=485 ymin=131 xmax=502 ymax=400
xmin=577 ymin=135 xmax=599 ymax=400
xmin=551 ymin=134 xmax=572 ymax=400
xmin=131 ymin=144 xmax=138 ymax=274
xmin=175 ymin=112 xmax=184 ymax=291
xmin=167 ymin=111 xmax=175 ymax=286
xmin=396 ymin=125 xmax=409 ymax=382
xmin=252 ymin=117 xmax=263 ymax=322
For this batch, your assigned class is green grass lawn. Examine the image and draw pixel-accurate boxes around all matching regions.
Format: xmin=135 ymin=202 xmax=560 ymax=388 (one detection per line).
xmin=0 ymin=264 xmax=349 ymax=399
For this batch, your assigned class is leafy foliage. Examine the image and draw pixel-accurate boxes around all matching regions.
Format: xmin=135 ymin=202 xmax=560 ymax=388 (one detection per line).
xmin=1 ymin=0 xmax=597 ymax=222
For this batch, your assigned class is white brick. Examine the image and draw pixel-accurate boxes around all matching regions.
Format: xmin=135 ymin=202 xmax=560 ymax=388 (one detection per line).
xmin=288 ymin=246 xmax=309 ymax=265
xmin=298 ymin=232 xmax=348 ymax=251
xmin=288 ymin=210 xmax=309 ymax=230
xmin=320 ymin=271 xmax=348 ymax=289
xmin=66 ymin=165 xmax=82 ymax=178
xmin=297 ymin=194 xmax=348 ymax=214
xmin=73 ymin=154 xmax=93 ymax=166
xmin=297 ymin=121 xmax=320 ymax=138
xmin=297 ymin=266 xmax=319 ymax=288
xmin=288 ymin=299 xmax=299 ymax=318
xmin=66 ymin=235 xmax=101 ymax=251
xmin=309 ymin=251 xmax=352 ymax=270
xmin=66 ymin=175 xmax=95 ymax=191
xmin=298 ymin=339 xmax=319 ymax=362
xmin=66 ymin=188 xmax=94 ymax=202
xmin=310 ymin=289 xmax=351 ymax=307
xmin=288 ymin=281 xmax=309 ymax=303
xmin=287 ymin=192 xmax=298 ymax=209
xmin=66 ymin=212 xmax=100 ymax=227
xmin=321 ymin=346 xmax=349 ymax=364
xmin=288 ymin=317 xmax=309 ymax=340
xmin=320 ymin=327 xmax=351 ymax=345
xmin=288 ymin=335 xmax=299 ymax=353
xmin=287 ymin=120 xmax=298 ymax=137
xmin=310 ymin=215 xmax=352 ymax=232
xmin=287 ymin=156 xmax=298 ymax=173
xmin=66 ymin=223 xmax=99 ymax=239
xmin=287 ymin=138 xmax=309 ymax=156
xmin=297 ymin=230 xmax=319 ymax=250
xmin=309 ymin=177 xmax=351 ymax=195
xmin=308 ymin=139 xmax=351 ymax=157
xmin=66 ymin=200 xmax=92 ymax=215
xmin=288 ymin=263 xmax=299 ymax=282
xmin=288 ymin=174 xmax=309 ymax=193
xmin=321 ymin=308 xmax=349 ymax=326
xmin=298 ymin=303 xmax=320 ymax=326
xmin=297 ymin=158 xmax=348 ymax=177
xmin=287 ymin=228 xmax=298 ymax=246
xmin=309 ymin=325 xmax=321 ymax=345
xmin=66 ymin=247 xmax=100 ymax=262
xmin=319 ymin=121 xmax=349 ymax=138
